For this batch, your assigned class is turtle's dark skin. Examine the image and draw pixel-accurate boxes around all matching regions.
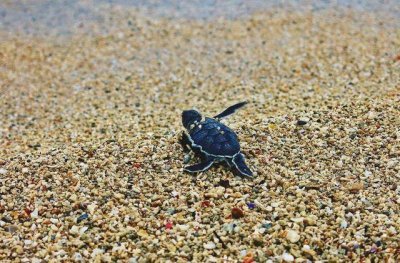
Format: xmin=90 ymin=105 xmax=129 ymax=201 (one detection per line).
xmin=181 ymin=102 xmax=253 ymax=177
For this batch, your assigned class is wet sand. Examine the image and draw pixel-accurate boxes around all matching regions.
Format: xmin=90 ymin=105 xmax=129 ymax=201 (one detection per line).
xmin=0 ymin=2 xmax=399 ymax=262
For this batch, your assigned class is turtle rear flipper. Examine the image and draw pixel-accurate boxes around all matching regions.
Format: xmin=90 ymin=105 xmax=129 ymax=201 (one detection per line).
xmin=213 ymin=101 xmax=247 ymax=120
xmin=184 ymin=159 xmax=214 ymax=173
xmin=232 ymin=153 xmax=253 ymax=177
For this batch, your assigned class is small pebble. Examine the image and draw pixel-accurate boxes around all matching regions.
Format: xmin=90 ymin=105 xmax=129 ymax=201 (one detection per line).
xmin=201 ymin=200 xmax=211 ymax=207
xmin=231 ymin=207 xmax=244 ymax=219
xmin=24 ymin=240 xmax=32 ymax=246
xmin=5 ymin=225 xmax=18 ymax=233
xmin=247 ymin=202 xmax=256 ymax=209
xmin=286 ymin=230 xmax=300 ymax=243
xmin=183 ymin=154 xmax=191 ymax=164
xmin=79 ymin=226 xmax=88 ymax=234
xmin=165 ymin=221 xmax=173 ymax=230
xmin=282 ymin=252 xmax=295 ymax=262
xmin=203 ymin=242 xmax=216 ymax=250
xmin=77 ymin=213 xmax=89 ymax=223
xmin=348 ymin=183 xmax=364 ymax=193
xmin=177 ymin=224 xmax=189 ymax=231
xmin=74 ymin=253 xmax=83 ymax=261
xmin=297 ymin=120 xmax=308 ymax=126
xmin=261 ymin=222 xmax=272 ymax=230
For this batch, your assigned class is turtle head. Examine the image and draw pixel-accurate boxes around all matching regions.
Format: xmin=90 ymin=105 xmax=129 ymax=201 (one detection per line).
xmin=182 ymin=110 xmax=202 ymax=130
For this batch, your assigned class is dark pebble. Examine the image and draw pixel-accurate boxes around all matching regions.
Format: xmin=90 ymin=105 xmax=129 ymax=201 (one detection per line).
xmin=5 ymin=225 xmax=18 ymax=233
xmin=231 ymin=207 xmax=244 ymax=219
xmin=77 ymin=213 xmax=89 ymax=223
xmin=349 ymin=133 xmax=357 ymax=139
xmin=247 ymin=203 xmax=256 ymax=209
xmin=297 ymin=120 xmax=308 ymax=126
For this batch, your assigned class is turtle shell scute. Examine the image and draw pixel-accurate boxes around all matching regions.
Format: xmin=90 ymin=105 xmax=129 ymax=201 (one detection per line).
xmin=189 ymin=118 xmax=240 ymax=156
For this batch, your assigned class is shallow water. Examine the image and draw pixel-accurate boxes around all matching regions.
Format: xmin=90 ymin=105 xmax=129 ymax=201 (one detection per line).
xmin=1 ymin=0 xmax=399 ymax=37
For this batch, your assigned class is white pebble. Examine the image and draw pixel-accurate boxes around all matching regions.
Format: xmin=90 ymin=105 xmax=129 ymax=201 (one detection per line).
xmin=258 ymin=228 xmax=266 ymax=234
xmin=282 ymin=252 xmax=294 ymax=262
xmin=54 ymin=250 xmax=67 ymax=256
xmin=91 ymin=248 xmax=104 ymax=257
xmin=290 ymin=217 xmax=304 ymax=223
xmin=74 ymin=253 xmax=83 ymax=261
xmin=387 ymin=159 xmax=397 ymax=168
xmin=70 ymin=225 xmax=80 ymax=235
xmin=131 ymin=187 xmax=141 ymax=193
xmin=367 ymin=111 xmax=376 ymax=119
xmin=207 ymin=256 xmax=218 ymax=262
xmin=364 ymin=170 xmax=372 ymax=177
xmin=286 ymin=230 xmax=300 ymax=243
xmin=177 ymin=224 xmax=189 ymax=231
xmin=271 ymin=202 xmax=280 ymax=207
xmin=31 ymin=208 xmax=39 ymax=218
xmin=24 ymin=240 xmax=33 ymax=246
xmin=79 ymin=226 xmax=89 ymax=235
xmin=110 ymin=207 xmax=119 ymax=216
xmin=87 ymin=203 xmax=97 ymax=213
xmin=0 ymin=168 xmax=7 ymax=175
xmin=388 ymin=226 xmax=397 ymax=235
xmin=203 ymin=242 xmax=216 ymax=249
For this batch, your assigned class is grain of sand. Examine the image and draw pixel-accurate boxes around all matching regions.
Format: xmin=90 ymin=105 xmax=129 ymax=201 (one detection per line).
xmin=0 ymin=2 xmax=399 ymax=262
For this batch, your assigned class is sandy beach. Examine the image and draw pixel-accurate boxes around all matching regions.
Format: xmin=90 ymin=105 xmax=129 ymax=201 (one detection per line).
xmin=0 ymin=1 xmax=399 ymax=262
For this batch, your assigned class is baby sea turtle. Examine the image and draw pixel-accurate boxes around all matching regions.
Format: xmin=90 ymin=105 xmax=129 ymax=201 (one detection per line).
xmin=181 ymin=102 xmax=253 ymax=177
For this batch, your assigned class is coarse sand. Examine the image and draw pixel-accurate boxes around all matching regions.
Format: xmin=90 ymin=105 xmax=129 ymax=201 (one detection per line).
xmin=0 ymin=3 xmax=399 ymax=262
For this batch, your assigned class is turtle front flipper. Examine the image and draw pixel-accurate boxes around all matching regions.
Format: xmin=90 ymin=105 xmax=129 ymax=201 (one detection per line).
xmin=213 ymin=101 xmax=247 ymax=120
xmin=232 ymin=153 xmax=253 ymax=177
xmin=180 ymin=132 xmax=192 ymax=152
xmin=184 ymin=159 xmax=214 ymax=173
